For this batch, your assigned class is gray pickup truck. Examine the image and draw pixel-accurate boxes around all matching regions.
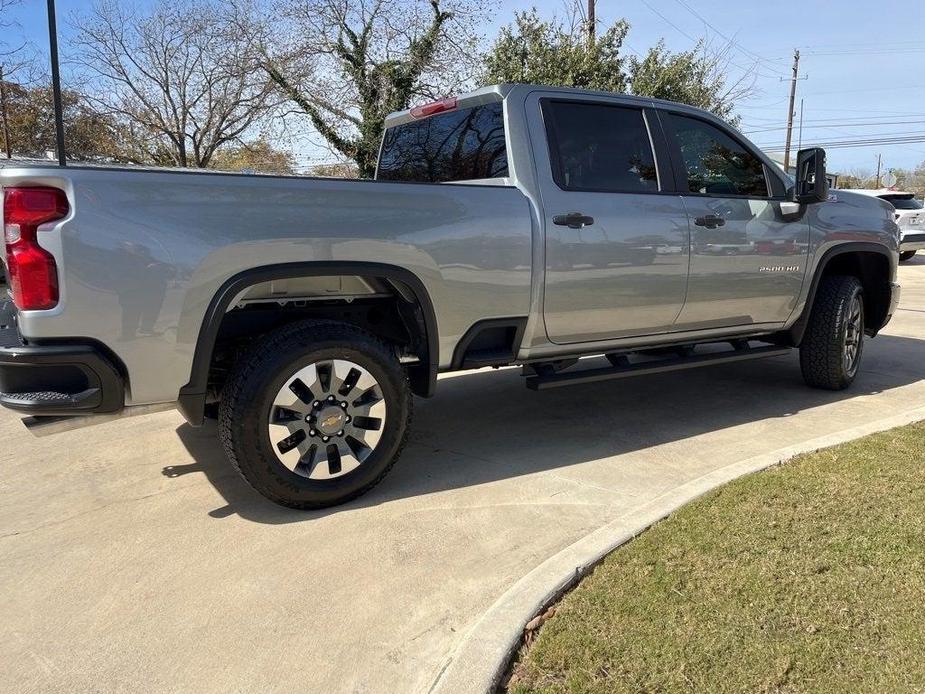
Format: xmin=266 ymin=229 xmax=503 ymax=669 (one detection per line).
xmin=0 ymin=84 xmax=901 ymax=509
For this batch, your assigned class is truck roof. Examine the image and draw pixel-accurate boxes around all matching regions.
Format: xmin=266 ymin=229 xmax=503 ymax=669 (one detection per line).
xmin=383 ymin=83 xmax=725 ymax=129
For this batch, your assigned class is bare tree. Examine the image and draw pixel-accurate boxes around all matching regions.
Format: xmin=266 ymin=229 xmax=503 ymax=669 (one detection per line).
xmin=234 ymin=0 xmax=495 ymax=177
xmin=71 ymin=0 xmax=278 ymax=168
xmin=0 ymin=0 xmax=27 ymax=61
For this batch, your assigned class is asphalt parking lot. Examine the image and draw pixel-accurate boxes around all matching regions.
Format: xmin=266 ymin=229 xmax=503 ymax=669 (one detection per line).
xmin=2 ymin=257 xmax=925 ymax=694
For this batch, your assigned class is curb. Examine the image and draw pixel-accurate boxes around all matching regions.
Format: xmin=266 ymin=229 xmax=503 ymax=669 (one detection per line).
xmin=426 ymin=405 xmax=925 ymax=694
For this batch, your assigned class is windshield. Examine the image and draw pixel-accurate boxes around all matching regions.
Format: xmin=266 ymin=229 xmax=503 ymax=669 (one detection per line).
xmin=880 ymin=195 xmax=923 ymax=210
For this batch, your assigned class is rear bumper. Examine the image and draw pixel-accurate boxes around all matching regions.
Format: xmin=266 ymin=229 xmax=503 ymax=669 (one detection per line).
xmin=900 ymin=231 xmax=925 ymax=252
xmin=0 ymin=301 xmax=125 ymax=416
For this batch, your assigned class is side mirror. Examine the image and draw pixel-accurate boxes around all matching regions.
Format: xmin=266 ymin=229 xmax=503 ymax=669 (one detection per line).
xmin=793 ymin=147 xmax=829 ymax=204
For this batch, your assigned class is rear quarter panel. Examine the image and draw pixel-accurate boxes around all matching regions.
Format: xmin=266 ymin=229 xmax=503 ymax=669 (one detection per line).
xmin=3 ymin=167 xmax=533 ymax=404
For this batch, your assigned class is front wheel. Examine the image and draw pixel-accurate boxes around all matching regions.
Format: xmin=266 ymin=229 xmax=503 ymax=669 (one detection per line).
xmin=219 ymin=320 xmax=412 ymax=509
xmin=900 ymin=250 xmax=916 ymax=262
xmin=799 ymin=275 xmax=865 ymax=390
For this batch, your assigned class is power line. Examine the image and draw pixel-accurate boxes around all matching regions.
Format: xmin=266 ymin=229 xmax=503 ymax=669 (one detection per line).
xmin=800 ymin=40 xmax=925 ymax=49
xmin=744 ymin=119 xmax=925 ymax=134
xmin=669 ymin=0 xmax=788 ymax=75
xmin=769 ymin=114 xmax=925 ymax=124
xmin=758 ymin=133 xmax=925 ymax=150
xmin=637 ymin=0 xmax=782 ymax=79
xmin=801 ymin=48 xmax=925 ymax=57
xmin=792 ymin=107 xmax=925 ymax=116
xmin=761 ymin=129 xmax=925 ymax=144
xmin=802 ymin=84 xmax=925 ymax=96
xmin=637 ymin=0 xmax=696 ymax=43
xmin=759 ymin=41 xmax=925 ymax=60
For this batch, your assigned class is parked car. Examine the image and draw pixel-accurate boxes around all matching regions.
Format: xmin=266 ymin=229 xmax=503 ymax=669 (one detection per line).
xmin=843 ymin=189 xmax=924 ymax=261
xmin=0 ymin=84 xmax=902 ymax=510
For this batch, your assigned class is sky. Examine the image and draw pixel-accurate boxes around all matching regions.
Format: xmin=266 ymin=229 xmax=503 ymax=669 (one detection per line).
xmin=8 ymin=0 xmax=925 ymax=176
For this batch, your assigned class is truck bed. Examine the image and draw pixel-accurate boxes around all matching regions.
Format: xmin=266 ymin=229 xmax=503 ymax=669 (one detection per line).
xmin=1 ymin=165 xmax=534 ymax=404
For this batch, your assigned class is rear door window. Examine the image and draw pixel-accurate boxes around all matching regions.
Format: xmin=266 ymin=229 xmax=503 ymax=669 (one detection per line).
xmin=666 ymin=113 xmax=769 ymax=198
xmin=882 ymin=195 xmax=923 ymax=210
xmin=541 ymin=101 xmax=659 ymax=193
xmin=377 ymin=102 xmax=508 ymax=182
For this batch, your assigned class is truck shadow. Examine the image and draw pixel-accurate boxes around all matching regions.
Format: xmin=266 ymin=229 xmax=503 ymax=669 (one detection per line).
xmin=173 ymin=333 xmax=925 ymax=524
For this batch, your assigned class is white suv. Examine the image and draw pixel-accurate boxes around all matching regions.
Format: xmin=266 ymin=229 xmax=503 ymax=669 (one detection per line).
xmin=844 ymin=189 xmax=924 ymax=261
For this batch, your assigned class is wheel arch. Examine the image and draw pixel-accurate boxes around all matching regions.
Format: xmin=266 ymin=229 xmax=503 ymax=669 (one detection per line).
xmin=790 ymin=243 xmax=895 ymax=346
xmin=177 ymin=262 xmax=439 ymax=426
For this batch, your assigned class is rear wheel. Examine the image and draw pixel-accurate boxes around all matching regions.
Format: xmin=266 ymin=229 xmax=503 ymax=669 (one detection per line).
xmin=900 ymin=250 xmax=916 ymax=262
xmin=219 ymin=320 xmax=412 ymax=509
xmin=799 ymin=275 xmax=865 ymax=390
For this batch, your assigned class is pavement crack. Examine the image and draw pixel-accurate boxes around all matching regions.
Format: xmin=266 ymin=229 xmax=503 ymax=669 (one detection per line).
xmin=549 ymin=472 xmax=633 ymax=497
xmin=423 ymin=445 xmax=505 ymax=467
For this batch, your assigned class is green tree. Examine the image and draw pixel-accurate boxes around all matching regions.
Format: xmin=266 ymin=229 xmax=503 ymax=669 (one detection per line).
xmin=240 ymin=0 xmax=492 ymax=178
xmin=209 ymin=139 xmax=296 ymax=174
xmin=835 ymin=173 xmax=866 ymax=190
xmin=0 ymin=80 xmax=127 ymax=161
xmin=482 ymin=9 xmax=628 ymax=93
xmin=310 ymin=162 xmax=360 ymax=179
xmin=482 ymin=5 xmax=751 ymax=123
xmin=629 ymin=40 xmax=749 ymax=124
xmin=893 ymin=162 xmax=925 ymax=197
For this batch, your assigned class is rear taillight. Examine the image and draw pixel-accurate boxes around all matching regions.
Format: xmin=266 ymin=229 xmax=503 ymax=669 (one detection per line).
xmin=3 ymin=187 xmax=68 ymax=310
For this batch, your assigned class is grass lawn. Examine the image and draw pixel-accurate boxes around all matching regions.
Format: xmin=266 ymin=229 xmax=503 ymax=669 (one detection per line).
xmin=507 ymin=422 xmax=925 ymax=693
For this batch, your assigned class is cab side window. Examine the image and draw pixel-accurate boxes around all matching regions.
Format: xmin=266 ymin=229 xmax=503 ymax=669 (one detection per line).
xmin=542 ymin=101 xmax=659 ymax=193
xmin=666 ymin=113 xmax=768 ymax=198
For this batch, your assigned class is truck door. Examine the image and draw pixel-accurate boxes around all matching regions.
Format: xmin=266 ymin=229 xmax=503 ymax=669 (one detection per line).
xmin=534 ymin=96 xmax=690 ymax=344
xmin=661 ymin=111 xmax=810 ymax=329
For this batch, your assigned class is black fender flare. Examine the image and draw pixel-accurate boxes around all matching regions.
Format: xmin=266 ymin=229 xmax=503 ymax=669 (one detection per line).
xmin=177 ymin=261 xmax=439 ymax=426
xmin=789 ymin=242 xmax=895 ymax=346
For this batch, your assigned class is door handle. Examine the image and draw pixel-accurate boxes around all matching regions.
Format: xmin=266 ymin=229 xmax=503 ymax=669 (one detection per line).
xmin=694 ymin=214 xmax=726 ymax=229
xmin=553 ymin=212 xmax=595 ymax=229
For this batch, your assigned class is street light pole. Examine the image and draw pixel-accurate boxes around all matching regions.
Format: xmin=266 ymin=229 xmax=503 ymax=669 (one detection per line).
xmin=47 ymin=0 xmax=66 ymax=166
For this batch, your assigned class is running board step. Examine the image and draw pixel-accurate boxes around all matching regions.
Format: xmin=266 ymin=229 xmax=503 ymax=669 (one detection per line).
xmin=525 ymin=346 xmax=791 ymax=391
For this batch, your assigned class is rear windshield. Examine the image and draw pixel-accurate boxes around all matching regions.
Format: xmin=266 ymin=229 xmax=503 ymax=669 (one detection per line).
xmin=881 ymin=195 xmax=923 ymax=210
xmin=377 ymin=102 xmax=508 ymax=183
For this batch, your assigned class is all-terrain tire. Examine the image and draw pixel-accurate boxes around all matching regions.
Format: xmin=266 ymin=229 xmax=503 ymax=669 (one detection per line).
xmin=218 ymin=320 xmax=412 ymax=510
xmin=900 ymin=250 xmax=916 ymax=262
xmin=799 ymin=275 xmax=865 ymax=390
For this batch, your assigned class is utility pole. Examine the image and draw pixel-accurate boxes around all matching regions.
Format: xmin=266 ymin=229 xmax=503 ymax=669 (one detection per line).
xmin=783 ymin=49 xmax=800 ymax=172
xmin=46 ymin=0 xmax=66 ymax=166
xmin=876 ymin=153 xmax=882 ymax=188
xmin=587 ymin=0 xmax=595 ymax=45
xmin=0 ymin=65 xmax=11 ymax=159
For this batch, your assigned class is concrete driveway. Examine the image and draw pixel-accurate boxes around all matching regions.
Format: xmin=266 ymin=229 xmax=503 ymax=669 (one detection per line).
xmin=2 ymin=259 xmax=925 ymax=694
